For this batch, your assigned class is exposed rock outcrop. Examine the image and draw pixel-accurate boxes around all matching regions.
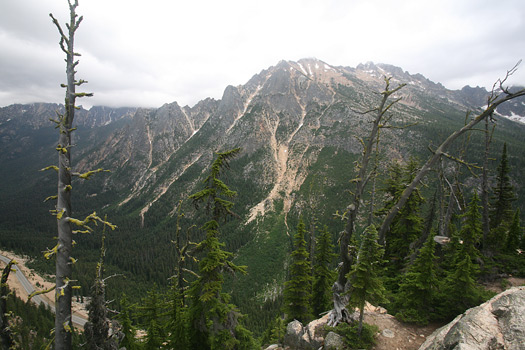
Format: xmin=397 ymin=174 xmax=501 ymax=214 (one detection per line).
xmin=418 ymin=286 xmax=525 ymax=350
xmin=283 ymin=313 xmax=331 ymax=349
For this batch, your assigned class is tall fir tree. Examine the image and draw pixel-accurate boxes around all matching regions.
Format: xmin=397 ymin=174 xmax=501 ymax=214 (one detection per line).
xmin=167 ymin=283 xmax=189 ymax=349
xmin=506 ymin=209 xmax=523 ymax=253
xmin=139 ymin=290 xmax=165 ymax=350
xmin=459 ymin=192 xmax=483 ymax=260
xmin=117 ymin=295 xmax=138 ymax=350
xmin=84 ymin=222 xmax=119 ymax=350
xmin=489 ymin=143 xmax=517 ymax=253
xmin=441 ymin=193 xmax=484 ymax=318
xmin=347 ymin=225 xmax=386 ymax=335
xmin=312 ymin=225 xmax=336 ymax=317
xmin=284 ymin=218 xmax=313 ymax=323
xmin=441 ymin=253 xmax=482 ymax=318
xmin=381 ymin=159 xmax=424 ymax=272
xmin=394 ymin=232 xmax=439 ymax=325
xmin=187 ymin=149 xmax=254 ymax=350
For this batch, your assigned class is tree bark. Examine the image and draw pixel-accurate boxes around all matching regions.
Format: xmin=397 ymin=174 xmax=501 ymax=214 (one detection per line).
xmin=330 ymin=78 xmax=405 ymax=326
xmin=378 ymin=87 xmax=525 ymax=243
xmin=51 ymin=2 xmax=86 ymax=349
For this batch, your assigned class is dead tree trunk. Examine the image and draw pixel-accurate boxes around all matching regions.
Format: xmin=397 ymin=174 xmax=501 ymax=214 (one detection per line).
xmin=329 ymin=77 xmax=405 ymax=326
xmin=378 ymin=68 xmax=525 ymax=243
xmin=50 ymin=2 xmax=92 ymax=349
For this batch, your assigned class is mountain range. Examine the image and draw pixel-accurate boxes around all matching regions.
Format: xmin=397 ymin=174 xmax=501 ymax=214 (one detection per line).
xmin=1 ymin=58 xmax=524 ymax=332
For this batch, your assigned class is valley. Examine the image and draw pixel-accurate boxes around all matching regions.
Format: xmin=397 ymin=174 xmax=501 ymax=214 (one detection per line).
xmin=1 ymin=58 xmax=525 ymax=347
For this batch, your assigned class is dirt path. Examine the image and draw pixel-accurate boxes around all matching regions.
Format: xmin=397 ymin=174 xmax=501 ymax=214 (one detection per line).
xmin=363 ymin=304 xmax=441 ymax=350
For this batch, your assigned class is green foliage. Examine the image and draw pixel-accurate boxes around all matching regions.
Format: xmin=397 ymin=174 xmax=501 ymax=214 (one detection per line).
xmin=460 ymin=192 xmax=483 ymax=260
xmin=394 ymin=233 xmax=439 ymax=325
xmin=187 ymin=149 xmax=255 ymax=349
xmin=260 ymin=315 xmax=286 ymax=347
xmin=312 ymin=225 xmax=337 ymax=317
xmin=490 ymin=143 xmax=516 ymax=230
xmin=440 ymin=254 xmax=483 ymax=318
xmin=325 ymin=322 xmax=379 ymax=350
xmin=284 ymin=218 xmax=313 ymax=323
xmin=347 ymin=225 xmax=386 ymax=334
xmin=116 ymin=295 xmax=139 ymax=350
xmin=381 ymin=159 xmax=424 ymax=272
xmin=167 ymin=285 xmax=189 ymax=350
xmin=506 ymin=208 xmax=522 ymax=253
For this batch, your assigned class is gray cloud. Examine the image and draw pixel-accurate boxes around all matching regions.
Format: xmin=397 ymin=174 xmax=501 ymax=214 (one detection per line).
xmin=1 ymin=0 xmax=524 ymax=109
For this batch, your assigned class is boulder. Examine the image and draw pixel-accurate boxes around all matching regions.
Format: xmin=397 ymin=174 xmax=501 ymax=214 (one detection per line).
xmin=283 ymin=313 xmax=331 ymax=349
xmin=284 ymin=320 xmax=307 ymax=350
xmin=419 ymin=286 xmax=525 ymax=350
xmin=324 ymin=331 xmax=344 ymax=349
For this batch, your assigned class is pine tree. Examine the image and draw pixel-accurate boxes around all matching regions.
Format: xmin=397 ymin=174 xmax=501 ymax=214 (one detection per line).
xmin=440 ymin=193 xmax=484 ymax=318
xmin=312 ymin=225 xmax=336 ymax=317
xmin=490 ymin=143 xmax=516 ymax=230
xmin=167 ymin=284 xmax=189 ymax=349
xmin=139 ymin=290 xmax=165 ymax=350
xmin=347 ymin=225 xmax=386 ymax=335
xmin=395 ymin=233 xmax=439 ymax=325
xmin=441 ymin=253 xmax=481 ymax=317
xmin=506 ymin=209 xmax=522 ymax=253
xmin=187 ymin=149 xmax=254 ymax=349
xmin=382 ymin=159 xmax=424 ymax=272
xmin=269 ymin=316 xmax=286 ymax=345
xmin=117 ymin=296 xmax=138 ymax=350
xmin=284 ymin=218 xmax=313 ymax=323
xmin=84 ymin=223 xmax=119 ymax=350
xmin=459 ymin=192 xmax=482 ymax=260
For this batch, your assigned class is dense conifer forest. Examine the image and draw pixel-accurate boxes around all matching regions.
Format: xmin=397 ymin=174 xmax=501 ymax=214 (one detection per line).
xmin=1 ymin=1 xmax=525 ymax=349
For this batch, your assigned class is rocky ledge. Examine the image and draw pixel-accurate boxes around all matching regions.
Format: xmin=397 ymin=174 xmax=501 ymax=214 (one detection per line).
xmin=419 ymin=286 xmax=525 ymax=350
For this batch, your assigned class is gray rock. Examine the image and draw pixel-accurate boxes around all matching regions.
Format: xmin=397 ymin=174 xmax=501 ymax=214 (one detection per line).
xmin=419 ymin=286 xmax=525 ymax=350
xmin=283 ymin=320 xmax=306 ymax=350
xmin=324 ymin=331 xmax=344 ymax=349
xmin=263 ymin=345 xmax=281 ymax=350
xmin=382 ymin=328 xmax=395 ymax=338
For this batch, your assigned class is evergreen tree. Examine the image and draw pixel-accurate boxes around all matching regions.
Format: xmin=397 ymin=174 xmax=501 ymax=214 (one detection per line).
xmin=167 ymin=284 xmax=189 ymax=349
xmin=284 ymin=218 xmax=313 ymax=323
xmin=440 ymin=194 xmax=485 ymax=318
xmin=459 ymin=192 xmax=482 ymax=260
xmin=441 ymin=253 xmax=482 ymax=318
xmin=312 ymin=225 xmax=336 ymax=317
xmin=117 ymin=296 xmax=138 ymax=350
xmin=395 ymin=233 xmax=439 ymax=324
xmin=381 ymin=159 xmax=424 ymax=272
xmin=139 ymin=290 xmax=165 ymax=350
xmin=347 ymin=225 xmax=386 ymax=335
xmin=490 ymin=143 xmax=516 ymax=230
xmin=506 ymin=208 xmax=522 ymax=253
xmin=187 ymin=149 xmax=255 ymax=350
xmin=269 ymin=316 xmax=286 ymax=346
xmin=84 ymin=225 xmax=119 ymax=350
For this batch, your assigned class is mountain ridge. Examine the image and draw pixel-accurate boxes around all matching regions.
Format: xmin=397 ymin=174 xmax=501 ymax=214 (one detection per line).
xmin=1 ymin=58 xmax=525 ymax=334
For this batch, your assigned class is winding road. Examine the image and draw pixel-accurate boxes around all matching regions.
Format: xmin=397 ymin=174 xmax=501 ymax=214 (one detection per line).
xmin=0 ymin=254 xmax=87 ymax=327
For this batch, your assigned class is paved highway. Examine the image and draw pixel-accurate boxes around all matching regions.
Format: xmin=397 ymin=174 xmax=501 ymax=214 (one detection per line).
xmin=0 ymin=254 xmax=87 ymax=327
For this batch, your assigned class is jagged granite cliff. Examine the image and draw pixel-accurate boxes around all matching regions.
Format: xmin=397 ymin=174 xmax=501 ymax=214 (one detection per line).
xmin=1 ymin=58 xmax=525 ymax=333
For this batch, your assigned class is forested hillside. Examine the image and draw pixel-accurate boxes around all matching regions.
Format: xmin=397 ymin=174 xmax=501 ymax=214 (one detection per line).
xmin=1 ymin=55 xmax=525 ymax=350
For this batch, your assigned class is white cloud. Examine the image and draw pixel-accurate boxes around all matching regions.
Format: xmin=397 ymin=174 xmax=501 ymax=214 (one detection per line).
xmin=1 ymin=0 xmax=524 ymax=108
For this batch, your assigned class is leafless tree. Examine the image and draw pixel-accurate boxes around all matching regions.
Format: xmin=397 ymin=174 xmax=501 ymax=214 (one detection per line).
xmin=329 ymin=77 xmax=405 ymax=326
xmin=378 ymin=62 xmax=525 ymax=243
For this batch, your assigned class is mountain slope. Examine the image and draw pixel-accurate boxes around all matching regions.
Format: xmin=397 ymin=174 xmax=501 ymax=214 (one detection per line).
xmin=1 ymin=58 xmax=525 ymax=333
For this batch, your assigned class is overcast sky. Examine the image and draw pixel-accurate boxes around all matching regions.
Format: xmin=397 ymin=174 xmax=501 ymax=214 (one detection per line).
xmin=1 ymin=0 xmax=524 ymax=109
